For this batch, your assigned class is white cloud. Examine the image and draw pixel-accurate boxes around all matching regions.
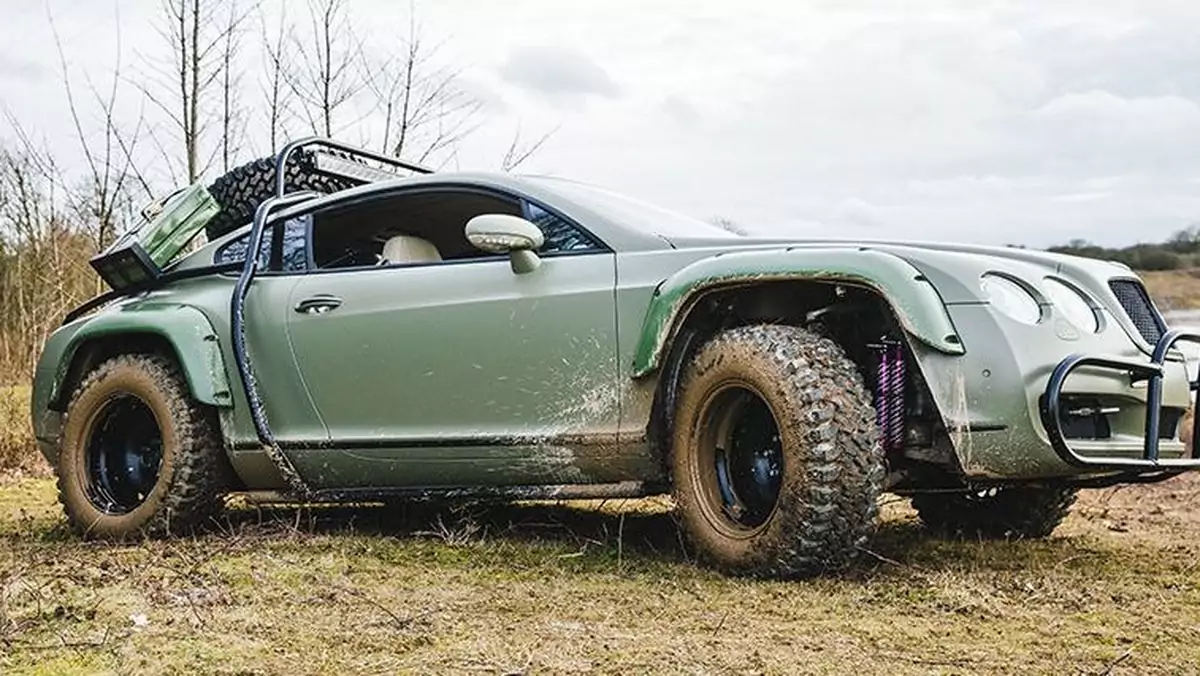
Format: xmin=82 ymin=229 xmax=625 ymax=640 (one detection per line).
xmin=832 ymin=198 xmax=885 ymax=229
xmin=659 ymin=95 xmax=698 ymax=126
xmin=5 ymin=0 xmax=1200 ymax=248
xmin=498 ymin=45 xmax=619 ymax=103
xmin=0 ymin=53 xmax=44 ymax=81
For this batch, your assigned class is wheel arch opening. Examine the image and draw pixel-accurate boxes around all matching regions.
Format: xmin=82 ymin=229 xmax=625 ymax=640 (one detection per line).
xmin=645 ymin=279 xmax=963 ymax=487
xmin=51 ymin=332 xmax=187 ymax=412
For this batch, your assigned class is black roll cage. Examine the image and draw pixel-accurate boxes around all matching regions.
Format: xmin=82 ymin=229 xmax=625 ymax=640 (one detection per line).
xmin=231 ymin=138 xmax=435 ymax=495
xmin=66 ymin=137 xmax=432 ymax=324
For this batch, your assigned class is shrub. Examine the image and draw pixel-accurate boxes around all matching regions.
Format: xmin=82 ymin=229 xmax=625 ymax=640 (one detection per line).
xmin=0 ymin=387 xmax=48 ymax=478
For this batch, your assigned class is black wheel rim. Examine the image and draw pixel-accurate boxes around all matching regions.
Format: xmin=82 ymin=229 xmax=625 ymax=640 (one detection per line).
xmin=84 ymin=395 xmax=163 ymax=515
xmin=698 ymin=386 xmax=784 ymax=533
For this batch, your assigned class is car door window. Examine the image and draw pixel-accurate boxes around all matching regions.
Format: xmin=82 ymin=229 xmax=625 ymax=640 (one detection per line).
xmin=309 ymin=190 xmax=527 ymax=270
xmin=526 ymin=202 xmax=603 ymax=254
xmin=215 ymin=216 xmax=310 ymax=272
xmin=277 ymin=216 xmax=311 ymax=271
xmin=218 ymin=189 xmax=607 ymax=274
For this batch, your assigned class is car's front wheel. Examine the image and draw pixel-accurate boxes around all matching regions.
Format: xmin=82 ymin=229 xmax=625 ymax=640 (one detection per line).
xmin=911 ymin=484 xmax=1078 ymax=539
xmin=670 ymin=324 xmax=885 ymax=578
xmin=56 ymin=354 xmax=235 ymax=539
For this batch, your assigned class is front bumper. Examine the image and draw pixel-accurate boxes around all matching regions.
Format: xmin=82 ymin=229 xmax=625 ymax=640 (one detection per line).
xmin=1041 ymin=328 xmax=1200 ymax=476
xmin=906 ymin=298 xmax=1194 ymax=481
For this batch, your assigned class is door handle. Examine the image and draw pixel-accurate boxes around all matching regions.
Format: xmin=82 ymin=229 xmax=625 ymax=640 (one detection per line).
xmin=294 ymin=294 xmax=343 ymax=315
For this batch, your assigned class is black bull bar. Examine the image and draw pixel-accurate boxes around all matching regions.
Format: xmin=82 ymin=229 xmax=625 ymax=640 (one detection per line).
xmin=1041 ymin=328 xmax=1200 ymax=474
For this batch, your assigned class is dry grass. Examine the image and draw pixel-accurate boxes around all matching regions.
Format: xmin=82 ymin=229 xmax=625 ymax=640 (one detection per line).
xmin=0 ymin=387 xmax=47 ymax=479
xmin=0 ymin=279 xmax=1197 ymax=673
xmin=0 ymin=477 xmax=1197 ymax=675
xmin=1140 ymin=268 xmax=1200 ymax=312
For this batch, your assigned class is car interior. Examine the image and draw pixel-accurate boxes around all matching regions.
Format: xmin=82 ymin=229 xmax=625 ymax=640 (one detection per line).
xmin=311 ymin=191 xmax=525 ymax=269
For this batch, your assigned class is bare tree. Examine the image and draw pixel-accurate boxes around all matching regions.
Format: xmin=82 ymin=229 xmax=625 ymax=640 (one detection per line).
xmin=261 ymin=5 xmax=293 ymax=154
xmin=0 ymin=8 xmax=150 ymax=380
xmin=287 ymin=0 xmax=361 ymax=138
xmin=47 ymin=10 xmax=145 ymax=249
xmin=360 ymin=9 xmax=483 ymax=163
xmin=500 ymin=123 xmax=560 ymax=172
xmin=219 ymin=0 xmax=249 ymax=172
xmin=0 ymin=140 xmax=99 ymax=380
xmin=138 ymin=0 xmax=256 ymax=182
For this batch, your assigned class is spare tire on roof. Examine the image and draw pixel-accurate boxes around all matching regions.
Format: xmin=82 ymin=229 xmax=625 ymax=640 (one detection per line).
xmin=204 ymin=149 xmax=355 ymax=242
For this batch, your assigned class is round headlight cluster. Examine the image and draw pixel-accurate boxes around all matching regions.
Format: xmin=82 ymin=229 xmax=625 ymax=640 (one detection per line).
xmin=980 ymin=274 xmax=1041 ymax=325
xmin=979 ymin=273 xmax=1100 ymax=332
xmin=1043 ymin=278 xmax=1099 ymax=332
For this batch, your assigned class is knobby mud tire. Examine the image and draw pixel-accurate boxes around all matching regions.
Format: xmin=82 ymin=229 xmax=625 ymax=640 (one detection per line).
xmin=56 ymin=354 xmax=236 ymax=539
xmin=912 ymin=485 xmax=1078 ymax=539
xmin=670 ymin=324 xmax=885 ymax=578
xmin=204 ymin=150 xmax=354 ymax=241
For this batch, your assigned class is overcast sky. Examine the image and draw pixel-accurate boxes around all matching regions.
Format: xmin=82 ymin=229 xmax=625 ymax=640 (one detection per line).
xmin=4 ymin=0 xmax=1200 ymax=247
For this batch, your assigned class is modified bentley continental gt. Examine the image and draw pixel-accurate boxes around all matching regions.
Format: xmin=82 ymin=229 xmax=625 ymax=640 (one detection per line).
xmin=30 ymin=138 xmax=1200 ymax=577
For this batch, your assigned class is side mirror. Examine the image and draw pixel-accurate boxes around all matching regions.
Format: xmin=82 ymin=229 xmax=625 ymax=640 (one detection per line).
xmin=465 ymin=214 xmax=545 ymax=274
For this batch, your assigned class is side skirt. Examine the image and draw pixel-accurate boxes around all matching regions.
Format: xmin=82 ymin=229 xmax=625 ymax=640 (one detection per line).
xmin=238 ymin=480 xmax=655 ymax=505
xmin=227 ymin=432 xmax=660 ymax=492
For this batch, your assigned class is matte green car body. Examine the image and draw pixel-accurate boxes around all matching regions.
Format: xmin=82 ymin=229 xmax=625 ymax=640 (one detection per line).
xmin=31 ymin=171 xmax=1196 ymax=497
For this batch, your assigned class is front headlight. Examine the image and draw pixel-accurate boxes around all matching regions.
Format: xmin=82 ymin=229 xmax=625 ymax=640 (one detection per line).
xmin=981 ymin=273 xmax=1041 ymax=325
xmin=1043 ymin=278 xmax=1099 ymax=333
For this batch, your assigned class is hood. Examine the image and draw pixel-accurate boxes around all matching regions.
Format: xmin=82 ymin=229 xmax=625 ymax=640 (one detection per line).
xmin=664 ymin=234 xmax=1133 ymax=305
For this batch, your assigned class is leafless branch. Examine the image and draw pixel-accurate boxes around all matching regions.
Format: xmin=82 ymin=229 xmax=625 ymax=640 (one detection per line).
xmin=260 ymin=4 xmax=293 ymax=154
xmin=501 ymin=123 xmax=560 ymax=172
xmin=136 ymin=0 xmax=258 ymax=181
xmin=287 ymin=0 xmax=362 ymax=138
xmin=358 ymin=4 xmax=483 ymax=164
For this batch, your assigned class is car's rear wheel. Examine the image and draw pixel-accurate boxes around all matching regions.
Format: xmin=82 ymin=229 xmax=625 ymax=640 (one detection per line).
xmin=911 ymin=484 xmax=1078 ymax=539
xmin=670 ymin=324 xmax=885 ymax=577
xmin=57 ymin=354 xmax=235 ymax=539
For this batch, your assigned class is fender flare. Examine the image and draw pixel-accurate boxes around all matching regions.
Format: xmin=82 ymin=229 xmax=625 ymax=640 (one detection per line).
xmin=631 ymin=247 xmax=965 ymax=377
xmin=49 ymin=303 xmax=233 ymax=408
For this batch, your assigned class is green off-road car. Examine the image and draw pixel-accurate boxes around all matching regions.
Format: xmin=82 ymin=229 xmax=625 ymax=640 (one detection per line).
xmin=30 ymin=138 xmax=1200 ymax=577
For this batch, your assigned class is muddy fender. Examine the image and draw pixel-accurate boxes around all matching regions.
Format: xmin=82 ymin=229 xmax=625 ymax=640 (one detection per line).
xmin=631 ymin=247 xmax=965 ymax=377
xmin=47 ymin=303 xmax=233 ymax=409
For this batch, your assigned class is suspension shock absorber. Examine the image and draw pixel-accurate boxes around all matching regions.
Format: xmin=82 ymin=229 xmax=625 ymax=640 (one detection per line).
xmin=872 ymin=338 xmax=907 ymax=454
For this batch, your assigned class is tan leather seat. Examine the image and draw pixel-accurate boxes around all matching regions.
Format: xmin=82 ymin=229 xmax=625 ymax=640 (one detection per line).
xmin=380 ymin=235 xmax=442 ymax=265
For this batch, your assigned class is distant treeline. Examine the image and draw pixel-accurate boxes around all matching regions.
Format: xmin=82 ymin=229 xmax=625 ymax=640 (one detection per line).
xmin=1039 ymin=226 xmax=1200 ymax=270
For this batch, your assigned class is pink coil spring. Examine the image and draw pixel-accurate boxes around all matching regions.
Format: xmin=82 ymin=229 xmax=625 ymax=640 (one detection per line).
xmin=874 ymin=340 xmax=906 ymax=453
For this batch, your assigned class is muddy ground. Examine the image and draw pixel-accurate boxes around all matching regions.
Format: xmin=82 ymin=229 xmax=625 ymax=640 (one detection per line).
xmin=0 ymin=474 xmax=1197 ymax=675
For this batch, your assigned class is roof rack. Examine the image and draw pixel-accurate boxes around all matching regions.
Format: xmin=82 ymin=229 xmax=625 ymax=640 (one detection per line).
xmin=273 ymin=137 xmax=434 ymax=199
xmin=75 ymin=137 xmax=437 ymax=311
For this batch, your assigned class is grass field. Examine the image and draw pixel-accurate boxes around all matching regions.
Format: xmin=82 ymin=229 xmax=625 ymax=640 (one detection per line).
xmin=3 ymin=279 xmax=1199 ymax=674
xmin=0 ymin=387 xmax=43 ymax=479
xmin=1140 ymin=268 xmax=1200 ymax=312
xmin=0 ymin=475 xmax=1197 ymax=675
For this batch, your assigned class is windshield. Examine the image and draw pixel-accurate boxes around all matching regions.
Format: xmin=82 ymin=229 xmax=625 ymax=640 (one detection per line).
xmin=527 ymin=177 xmax=742 ymax=240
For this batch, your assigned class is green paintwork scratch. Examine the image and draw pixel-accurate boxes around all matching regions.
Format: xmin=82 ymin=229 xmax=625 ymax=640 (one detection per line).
xmin=631 ymin=247 xmax=965 ymax=377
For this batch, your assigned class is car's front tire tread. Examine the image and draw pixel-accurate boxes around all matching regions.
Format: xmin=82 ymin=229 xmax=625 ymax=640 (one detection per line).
xmin=57 ymin=353 xmax=235 ymax=539
xmin=670 ymin=324 xmax=885 ymax=578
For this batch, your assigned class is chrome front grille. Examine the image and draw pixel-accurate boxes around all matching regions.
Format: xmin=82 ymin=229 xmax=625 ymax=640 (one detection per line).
xmin=1108 ymin=279 xmax=1165 ymax=344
